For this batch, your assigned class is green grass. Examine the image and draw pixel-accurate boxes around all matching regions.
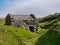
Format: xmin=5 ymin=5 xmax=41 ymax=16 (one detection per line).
xmin=35 ymin=18 xmax=60 ymax=45
xmin=0 ymin=18 xmax=60 ymax=45
xmin=35 ymin=30 xmax=60 ymax=45
xmin=0 ymin=19 xmax=46 ymax=45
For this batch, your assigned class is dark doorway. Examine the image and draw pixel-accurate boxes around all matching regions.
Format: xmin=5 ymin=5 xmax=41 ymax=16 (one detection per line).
xmin=29 ymin=26 xmax=34 ymax=32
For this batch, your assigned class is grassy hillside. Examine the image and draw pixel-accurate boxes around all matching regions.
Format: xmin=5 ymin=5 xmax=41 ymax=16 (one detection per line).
xmin=0 ymin=19 xmax=38 ymax=45
xmin=0 ymin=19 xmax=48 ymax=45
xmin=35 ymin=18 xmax=60 ymax=45
xmin=0 ymin=16 xmax=60 ymax=45
xmin=38 ymin=13 xmax=60 ymax=23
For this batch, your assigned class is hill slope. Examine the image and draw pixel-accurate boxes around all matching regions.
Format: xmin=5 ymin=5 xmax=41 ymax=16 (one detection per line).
xmin=0 ymin=13 xmax=60 ymax=45
xmin=0 ymin=19 xmax=48 ymax=45
xmin=0 ymin=19 xmax=40 ymax=45
xmin=35 ymin=18 xmax=60 ymax=45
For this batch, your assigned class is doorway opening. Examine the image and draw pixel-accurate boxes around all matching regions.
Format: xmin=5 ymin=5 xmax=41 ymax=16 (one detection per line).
xmin=29 ymin=26 xmax=34 ymax=32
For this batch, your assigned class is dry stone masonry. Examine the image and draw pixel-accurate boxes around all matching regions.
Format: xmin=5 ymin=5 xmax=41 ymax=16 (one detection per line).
xmin=5 ymin=14 xmax=40 ymax=32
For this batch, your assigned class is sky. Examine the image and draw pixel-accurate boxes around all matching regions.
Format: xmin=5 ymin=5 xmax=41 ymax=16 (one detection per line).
xmin=0 ymin=0 xmax=60 ymax=18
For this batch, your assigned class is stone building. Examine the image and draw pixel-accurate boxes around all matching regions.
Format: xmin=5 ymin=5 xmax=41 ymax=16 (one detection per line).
xmin=5 ymin=14 xmax=40 ymax=32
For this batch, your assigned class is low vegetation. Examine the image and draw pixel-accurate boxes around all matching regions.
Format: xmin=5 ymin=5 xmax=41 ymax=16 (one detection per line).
xmin=0 ymin=13 xmax=60 ymax=45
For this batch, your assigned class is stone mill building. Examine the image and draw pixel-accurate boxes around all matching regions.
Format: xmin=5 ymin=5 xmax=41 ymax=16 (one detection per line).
xmin=5 ymin=14 xmax=40 ymax=32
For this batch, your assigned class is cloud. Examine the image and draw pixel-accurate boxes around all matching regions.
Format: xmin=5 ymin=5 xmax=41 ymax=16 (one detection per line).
xmin=0 ymin=0 xmax=60 ymax=18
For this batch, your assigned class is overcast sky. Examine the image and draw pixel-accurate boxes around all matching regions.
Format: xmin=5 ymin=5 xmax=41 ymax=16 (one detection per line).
xmin=0 ymin=0 xmax=60 ymax=18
